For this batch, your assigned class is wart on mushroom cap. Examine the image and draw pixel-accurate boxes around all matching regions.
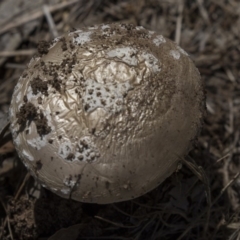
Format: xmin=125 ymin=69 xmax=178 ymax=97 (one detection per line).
xmin=9 ymin=23 xmax=205 ymax=204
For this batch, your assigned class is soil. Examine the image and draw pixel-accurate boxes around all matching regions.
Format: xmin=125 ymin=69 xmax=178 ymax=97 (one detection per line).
xmin=0 ymin=0 xmax=240 ymax=240
xmin=16 ymin=101 xmax=51 ymax=136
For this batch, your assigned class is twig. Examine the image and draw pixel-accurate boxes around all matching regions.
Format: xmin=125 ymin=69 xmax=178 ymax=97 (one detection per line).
xmin=0 ymin=49 xmax=36 ymax=57
xmin=0 ymin=132 xmax=12 ymax=150
xmin=5 ymin=63 xmax=26 ymax=69
xmin=14 ymin=173 xmax=31 ymax=200
xmin=0 ymin=122 xmax=11 ymax=149
xmin=215 ymin=153 xmax=230 ymax=163
xmin=0 ymin=173 xmax=31 ymax=239
xmin=134 ymin=214 xmax=157 ymax=240
xmin=175 ymin=0 xmax=184 ymax=45
xmin=225 ymin=68 xmax=236 ymax=82
xmin=0 ymin=200 xmax=13 ymax=240
xmin=73 ymin=237 xmax=131 ymax=240
xmin=211 ymin=0 xmax=239 ymax=16
xmin=182 ymin=158 xmax=211 ymax=236
xmin=42 ymin=5 xmax=59 ymax=38
xmin=221 ymin=131 xmax=239 ymax=210
xmin=0 ymin=0 xmax=78 ymax=35
xmin=0 ymin=122 xmax=10 ymax=142
xmin=177 ymin=172 xmax=240 ymax=240
xmin=197 ymin=0 xmax=210 ymax=24
xmin=7 ymin=216 xmax=13 ymax=240
xmin=212 ymin=172 xmax=240 ymax=207
xmin=95 ymin=215 xmax=137 ymax=229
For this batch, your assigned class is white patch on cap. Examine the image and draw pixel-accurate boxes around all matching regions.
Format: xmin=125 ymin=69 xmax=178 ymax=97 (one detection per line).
xmin=11 ymin=134 xmax=21 ymax=146
xmin=64 ymin=177 xmax=77 ymax=188
xmin=107 ymin=48 xmax=160 ymax=73
xmin=136 ymin=26 xmax=144 ymax=30
xmin=49 ymin=36 xmax=61 ymax=49
xmin=140 ymin=52 xmax=161 ymax=72
xmin=83 ymin=79 xmax=131 ymax=113
xmin=74 ymin=136 xmax=100 ymax=162
xmin=153 ymin=35 xmax=166 ymax=46
xmin=15 ymin=80 xmax=22 ymax=92
xmin=68 ymin=75 xmax=75 ymax=81
xmin=73 ymin=31 xmax=92 ymax=45
xmin=61 ymin=188 xmax=70 ymax=195
xmin=26 ymin=87 xmax=40 ymax=102
xmin=170 ymin=50 xmax=181 ymax=60
xmin=101 ymin=24 xmax=110 ymax=30
xmin=71 ymin=29 xmax=83 ymax=34
xmin=9 ymin=106 xmax=14 ymax=119
xmin=42 ymin=108 xmax=55 ymax=132
xmin=58 ymin=136 xmax=99 ymax=164
xmin=28 ymin=57 xmax=40 ymax=67
xmin=107 ymin=47 xmax=138 ymax=66
xmin=177 ymin=46 xmax=188 ymax=56
xmin=22 ymin=161 xmax=30 ymax=169
xmin=16 ymin=92 xmax=22 ymax=103
xmin=27 ymin=136 xmax=47 ymax=150
xmin=22 ymin=149 xmax=34 ymax=161
xmin=58 ymin=140 xmax=73 ymax=159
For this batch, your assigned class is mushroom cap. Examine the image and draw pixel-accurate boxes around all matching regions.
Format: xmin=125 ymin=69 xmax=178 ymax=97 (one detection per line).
xmin=9 ymin=23 xmax=205 ymax=204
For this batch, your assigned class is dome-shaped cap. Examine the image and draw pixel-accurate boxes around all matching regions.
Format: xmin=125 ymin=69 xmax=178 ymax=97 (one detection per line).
xmin=9 ymin=23 xmax=205 ymax=204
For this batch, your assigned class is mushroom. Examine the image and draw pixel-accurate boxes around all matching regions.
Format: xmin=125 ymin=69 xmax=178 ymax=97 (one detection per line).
xmin=9 ymin=23 xmax=205 ymax=204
